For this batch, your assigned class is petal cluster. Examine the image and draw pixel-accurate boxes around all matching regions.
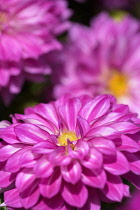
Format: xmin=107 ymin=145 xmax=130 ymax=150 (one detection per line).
xmin=50 ymin=13 xmax=140 ymax=116
xmin=0 ymin=94 xmax=140 ymax=209
xmin=0 ymin=0 xmax=71 ymax=104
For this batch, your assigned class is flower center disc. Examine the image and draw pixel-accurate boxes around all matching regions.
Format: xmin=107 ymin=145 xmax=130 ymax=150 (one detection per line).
xmin=108 ymin=70 xmax=128 ymax=98
xmin=0 ymin=12 xmax=8 ymax=30
xmin=58 ymin=131 xmax=78 ymax=146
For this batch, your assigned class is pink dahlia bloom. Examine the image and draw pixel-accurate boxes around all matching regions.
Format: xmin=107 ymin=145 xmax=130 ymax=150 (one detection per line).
xmin=0 ymin=0 xmax=71 ymax=104
xmin=51 ymin=13 xmax=140 ymax=116
xmin=0 ymin=94 xmax=140 ymax=209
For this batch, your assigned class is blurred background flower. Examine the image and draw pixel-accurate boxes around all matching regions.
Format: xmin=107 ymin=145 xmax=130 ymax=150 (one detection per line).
xmin=49 ymin=13 xmax=140 ymax=116
xmin=0 ymin=0 xmax=71 ymax=105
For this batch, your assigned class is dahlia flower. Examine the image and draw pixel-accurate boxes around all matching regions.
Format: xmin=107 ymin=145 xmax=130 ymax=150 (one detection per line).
xmin=0 ymin=94 xmax=140 ymax=209
xmin=0 ymin=0 xmax=71 ymax=104
xmin=51 ymin=13 xmax=140 ymax=116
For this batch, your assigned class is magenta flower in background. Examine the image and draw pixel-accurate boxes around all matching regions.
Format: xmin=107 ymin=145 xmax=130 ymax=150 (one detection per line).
xmin=115 ymin=190 xmax=140 ymax=210
xmin=51 ymin=13 xmax=140 ymax=116
xmin=0 ymin=0 xmax=71 ymax=104
xmin=0 ymin=94 xmax=140 ymax=209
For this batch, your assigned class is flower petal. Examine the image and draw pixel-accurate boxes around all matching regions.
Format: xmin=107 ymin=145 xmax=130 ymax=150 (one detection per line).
xmin=79 ymin=188 xmax=100 ymax=210
xmin=39 ymin=169 xmax=62 ymax=198
xmin=76 ymin=116 xmax=90 ymax=138
xmin=68 ymin=140 xmax=90 ymax=159
xmin=20 ymin=181 xmax=40 ymax=209
xmin=59 ymin=98 xmax=82 ymax=131
xmin=32 ymin=141 xmax=56 ymax=154
xmin=118 ymin=135 xmax=140 ymax=153
xmin=0 ymin=144 xmax=22 ymax=162
xmin=101 ymin=173 xmax=124 ymax=202
xmin=16 ymin=169 xmax=36 ymax=192
xmin=61 ymin=160 xmax=82 ymax=184
xmin=14 ymin=123 xmax=49 ymax=144
xmin=80 ymin=95 xmax=111 ymax=122
xmin=34 ymin=158 xmax=54 ymax=178
xmin=0 ymin=171 xmax=16 ymax=188
xmin=104 ymin=151 xmax=129 ymax=175
xmin=124 ymin=171 xmax=140 ymax=189
xmin=123 ymin=152 xmax=140 ymax=175
xmin=61 ymin=181 xmax=88 ymax=208
xmin=82 ymin=168 xmax=106 ymax=189
xmin=32 ymin=194 xmax=64 ymax=210
xmin=87 ymin=126 xmax=120 ymax=139
xmin=1 ymin=125 xmax=19 ymax=144
xmin=34 ymin=103 xmax=59 ymax=129
xmin=5 ymin=147 xmax=31 ymax=172
xmin=110 ymin=122 xmax=140 ymax=134
xmin=90 ymin=138 xmax=116 ymax=162
xmin=81 ymin=147 xmax=103 ymax=170
xmin=4 ymin=188 xmax=22 ymax=208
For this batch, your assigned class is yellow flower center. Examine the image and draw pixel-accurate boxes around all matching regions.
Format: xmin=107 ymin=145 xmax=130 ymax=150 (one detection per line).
xmin=58 ymin=131 xmax=78 ymax=146
xmin=110 ymin=10 xmax=127 ymax=22
xmin=0 ymin=12 xmax=7 ymax=30
xmin=108 ymin=70 xmax=128 ymax=98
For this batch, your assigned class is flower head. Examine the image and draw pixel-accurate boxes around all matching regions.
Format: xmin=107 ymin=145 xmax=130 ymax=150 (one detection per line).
xmin=0 ymin=94 xmax=140 ymax=209
xmin=51 ymin=13 xmax=140 ymax=116
xmin=0 ymin=0 xmax=71 ymax=104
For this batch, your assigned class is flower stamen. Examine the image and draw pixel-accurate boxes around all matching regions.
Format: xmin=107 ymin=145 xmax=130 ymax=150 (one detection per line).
xmin=0 ymin=12 xmax=7 ymax=30
xmin=58 ymin=131 xmax=78 ymax=146
xmin=108 ymin=70 xmax=128 ymax=98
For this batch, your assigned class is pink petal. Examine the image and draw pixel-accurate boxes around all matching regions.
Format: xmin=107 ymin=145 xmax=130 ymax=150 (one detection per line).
xmin=68 ymin=140 xmax=89 ymax=159
xmin=92 ymin=112 xmax=133 ymax=128
xmin=1 ymin=125 xmax=19 ymax=144
xmin=81 ymin=147 xmax=103 ymax=170
xmin=101 ymin=173 xmax=124 ymax=202
xmin=14 ymin=123 xmax=49 ymax=144
xmin=87 ymin=126 xmax=120 ymax=139
xmin=34 ymin=158 xmax=54 ymax=178
xmin=32 ymin=141 xmax=57 ymax=154
xmin=20 ymin=181 xmax=40 ymax=209
xmin=39 ymin=169 xmax=62 ymax=198
xmin=90 ymin=138 xmax=116 ymax=160
xmin=0 ymin=144 xmax=22 ymax=162
xmin=0 ymin=171 xmax=16 ymax=188
xmin=104 ymin=151 xmax=129 ymax=175
xmin=59 ymin=98 xmax=82 ymax=131
xmin=48 ymin=147 xmax=71 ymax=166
xmin=4 ymin=188 xmax=22 ymax=208
xmin=5 ymin=147 xmax=31 ymax=172
xmin=61 ymin=181 xmax=88 ymax=208
xmin=80 ymin=95 xmax=111 ymax=122
xmin=76 ymin=116 xmax=90 ymax=138
xmin=123 ymin=152 xmax=140 ymax=175
xmin=34 ymin=103 xmax=59 ymax=129
xmin=110 ymin=122 xmax=140 ymax=134
xmin=82 ymin=168 xmax=106 ymax=189
xmin=118 ymin=135 xmax=140 ymax=153
xmin=61 ymin=160 xmax=82 ymax=184
xmin=123 ymin=184 xmax=130 ymax=197
xmin=32 ymin=194 xmax=64 ymax=210
xmin=124 ymin=171 xmax=140 ymax=189
xmin=79 ymin=188 xmax=100 ymax=210
xmin=16 ymin=169 xmax=36 ymax=192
